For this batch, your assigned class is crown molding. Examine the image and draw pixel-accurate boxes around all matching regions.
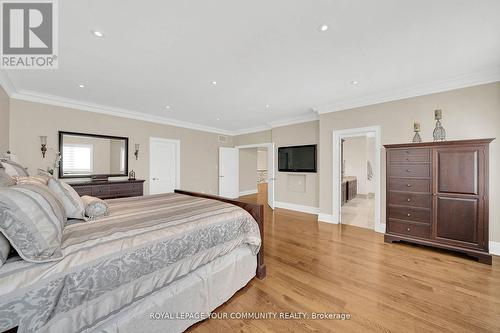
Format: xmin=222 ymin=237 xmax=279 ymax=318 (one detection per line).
xmin=313 ymin=68 xmax=500 ymax=114
xmin=268 ymin=112 xmax=319 ymax=129
xmin=232 ymin=124 xmax=272 ymax=136
xmin=10 ymin=89 xmax=236 ymax=136
xmin=0 ymin=70 xmax=16 ymax=96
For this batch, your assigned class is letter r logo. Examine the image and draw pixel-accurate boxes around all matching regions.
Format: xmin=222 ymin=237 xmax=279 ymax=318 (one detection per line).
xmin=2 ymin=2 xmax=53 ymax=54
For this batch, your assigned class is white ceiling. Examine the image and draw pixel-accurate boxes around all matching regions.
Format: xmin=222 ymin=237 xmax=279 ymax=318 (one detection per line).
xmin=3 ymin=0 xmax=500 ymax=135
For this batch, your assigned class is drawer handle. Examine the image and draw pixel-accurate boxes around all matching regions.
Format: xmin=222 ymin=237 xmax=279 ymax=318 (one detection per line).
xmin=406 ymin=184 xmax=412 ymax=187
xmin=406 ymin=169 xmax=411 ymax=172
xmin=405 ymin=151 xmax=410 ymax=154
xmin=407 ymin=198 xmax=411 ymax=202
xmin=407 ymin=213 xmax=411 ymax=217
xmin=406 ymin=158 xmax=410 ymax=161
xmin=406 ymin=227 xmax=411 ymax=231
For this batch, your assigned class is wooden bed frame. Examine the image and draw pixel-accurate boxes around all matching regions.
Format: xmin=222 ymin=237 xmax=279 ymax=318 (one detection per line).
xmin=175 ymin=189 xmax=266 ymax=279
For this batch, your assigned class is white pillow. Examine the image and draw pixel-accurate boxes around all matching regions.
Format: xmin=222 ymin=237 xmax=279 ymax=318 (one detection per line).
xmin=48 ymin=178 xmax=85 ymax=220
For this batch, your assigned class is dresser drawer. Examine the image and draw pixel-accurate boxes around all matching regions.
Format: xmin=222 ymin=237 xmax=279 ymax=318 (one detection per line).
xmin=73 ymin=186 xmax=92 ymax=197
xmin=388 ymin=178 xmax=431 ymax=192
xmin=388 ymin=191 xmax=431 ymax=208
xmin=387 ymin=219 xmax=430 ymax=239
xmin=388 ymin=205 xmax=431 ymax=223
xmin=388 ymin=148 xmax=430 ymax=164
xmin=92 ymin=185 xmax=110 ymax=197
xmin=388 ymin=164 xmax=430 ymax=178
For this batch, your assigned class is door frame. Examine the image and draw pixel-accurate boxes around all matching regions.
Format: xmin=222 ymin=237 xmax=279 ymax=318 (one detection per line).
xmin=235 ymin=142 xmax=275 ymax=209
xmin=332 ymin=126 xmax=383 ymax=233
xmin=149 ymin=137 xmax=181 ymax=194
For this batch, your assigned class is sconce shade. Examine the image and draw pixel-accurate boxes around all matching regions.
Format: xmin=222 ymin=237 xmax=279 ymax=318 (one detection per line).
xmin=40 ymin=136 xmax=47 ymax=145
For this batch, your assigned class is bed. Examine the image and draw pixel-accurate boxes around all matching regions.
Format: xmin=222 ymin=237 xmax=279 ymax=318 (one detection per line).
xmin=0 ymin=190 xmax=266 ymax=333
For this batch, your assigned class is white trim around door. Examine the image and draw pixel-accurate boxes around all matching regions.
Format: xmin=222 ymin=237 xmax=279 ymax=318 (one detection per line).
xmin=149 ymin=137 xmax=181 ymax=195
xmin=332 ymin=126 xmax=384 ymax=233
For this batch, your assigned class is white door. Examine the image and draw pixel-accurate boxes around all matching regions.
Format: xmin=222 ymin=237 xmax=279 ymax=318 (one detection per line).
xmin=267 ymin=143 xmax=275 ymax=209
xmin=219 ymin=147 xmax=239 ymax=198
xmin=149 ymin=138 xmax=180 ymax=195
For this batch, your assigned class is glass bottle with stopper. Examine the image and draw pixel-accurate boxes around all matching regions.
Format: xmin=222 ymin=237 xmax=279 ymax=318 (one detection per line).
xmin=433 ymin=109 xmax=446 ymax=141
xmin=412 ymin=122 xmax=422 ymax=143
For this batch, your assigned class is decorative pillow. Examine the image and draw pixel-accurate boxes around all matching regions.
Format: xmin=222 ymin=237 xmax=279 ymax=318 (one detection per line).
xmin=15 ymin=175 xmax=49 ymax=186
xmin=0 ymin=167 xmax=16 ymax=187
xmin=0 ymin=233 xmax=10 ymax=269
xmin=0 ymin=159 xmax=29 ymax=177
xmin=0 ymin=183 xmax=66 ymax=263
xmin=48 ymin=178 xmax=85 ymax=219
xmin=81 ymin=195 xmax=109 ymax=219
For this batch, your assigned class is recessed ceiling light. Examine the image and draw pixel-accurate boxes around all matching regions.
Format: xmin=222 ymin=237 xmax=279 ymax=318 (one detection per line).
xmin=265 ymin=104 xmax=270 ymax=109
xmin=165 ymin=105 xmax=171 ymax=109
xmin=350 ymin=80 xmax=359 ymax=85
xmin=78 ymin=84 xmax=85 ymax=88
xmin=92 ymin=30 xmax=105 ymax=38
xmin=319 ymin=24 xmax=328 ymax=32
xmin=212 ymin=81 xmax=217 ymax=85
xmin=216 ymin=117 xmax=220 ymax=121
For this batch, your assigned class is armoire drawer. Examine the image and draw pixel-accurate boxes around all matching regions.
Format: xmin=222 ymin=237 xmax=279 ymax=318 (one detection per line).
xmin=388 ymin=149 xmax=431 ymax=163
xmin=387 ymin=219 xmax=430 ymax=239
xmin=388 ymin=178 xmax=431 ymax=192
xmin=388 ymin=164 xmax=430 ymax=178
xmin=388 ymin=205 xmax=431 ymax=223
xmin=388 ymin=191 xmax=431 ymax=208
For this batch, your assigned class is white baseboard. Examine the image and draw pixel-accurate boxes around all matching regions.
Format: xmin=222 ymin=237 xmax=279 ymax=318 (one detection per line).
xmin=374 ymin=223 xmax=386 ymax=234
xmin=317 ymin=213 xmax=337 ymax=224
xmin=274 ymin=201 xmax=319 ymax=215
xmin=238 ymin=189 xmax=258 ymax=196
xmin=490 ymin=241 xmax=500 ymax=256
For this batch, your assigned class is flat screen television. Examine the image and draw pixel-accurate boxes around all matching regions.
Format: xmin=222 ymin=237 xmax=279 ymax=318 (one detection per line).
xmin=278 ymin=144 xmax=317 ymax=172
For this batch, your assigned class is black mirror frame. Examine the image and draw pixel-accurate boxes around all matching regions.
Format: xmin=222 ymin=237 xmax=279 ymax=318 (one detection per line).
xmin=58 ymin=131 xmax=129 ymax=179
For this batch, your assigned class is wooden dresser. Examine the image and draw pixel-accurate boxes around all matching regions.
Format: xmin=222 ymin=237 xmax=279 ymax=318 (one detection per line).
xmin=384 ymin=139 xmax=493 ymax=264
xmin=68 ymin=179 xmax=145 ymax=200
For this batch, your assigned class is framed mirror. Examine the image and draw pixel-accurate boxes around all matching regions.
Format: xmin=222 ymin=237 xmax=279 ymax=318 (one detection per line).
xmin=59 ymin=131 xmax=129 ymax=179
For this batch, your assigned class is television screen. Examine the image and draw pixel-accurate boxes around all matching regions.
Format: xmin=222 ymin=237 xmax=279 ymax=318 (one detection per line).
xmin=278 ymin=145 xmax=317 ymax=172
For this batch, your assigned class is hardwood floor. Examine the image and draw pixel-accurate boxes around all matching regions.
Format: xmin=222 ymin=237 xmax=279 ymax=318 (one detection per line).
xmin=190 ymin=184 xmax=500 ymax=332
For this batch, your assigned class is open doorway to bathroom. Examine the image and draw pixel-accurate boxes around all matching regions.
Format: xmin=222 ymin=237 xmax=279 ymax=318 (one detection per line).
xmin=332 ymin=126 xmax=382 ymax=233
xmin=340 ymin=134 xmax=376 ymax=229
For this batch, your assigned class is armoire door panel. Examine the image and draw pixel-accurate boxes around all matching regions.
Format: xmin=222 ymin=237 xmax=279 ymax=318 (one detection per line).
xmin=437 ymin=149 xmax=479 ymax=195
xmin=436 ymin=196 xmax=479 ymax=244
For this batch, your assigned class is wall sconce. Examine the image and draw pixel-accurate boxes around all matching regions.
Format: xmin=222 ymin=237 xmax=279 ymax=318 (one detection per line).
xmin=134 ymin=144 xmax=140 ymax=160
xmin=40 ymin=136 xmax=47 ymax=158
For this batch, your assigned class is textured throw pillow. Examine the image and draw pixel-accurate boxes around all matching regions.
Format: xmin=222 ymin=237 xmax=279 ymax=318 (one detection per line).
xmin=15 ymin=175 xmax=49 ymax=186
xmin=0 ymin=159 xmax=29 ymax=177
xmin=81 ymin=195 xmax=109 ymax=219
xmin=0 ymin=184 xmax=66 ymax=263
xmin=0 ymin=233 xmax=10 ymax=269
xmin=0 ymin=167 xmax=16 ymax=187
xmin=48 ymin=178 xmax=85 ymax=219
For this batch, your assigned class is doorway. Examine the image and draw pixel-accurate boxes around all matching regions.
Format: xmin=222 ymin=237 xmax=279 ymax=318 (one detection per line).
xmin=332 ymin=126 xmax=383 ymax=233
xmin=234 ymin=143 xmax=275 ymax=209
xmin=149 ymin=137 xmax=180 ymax=195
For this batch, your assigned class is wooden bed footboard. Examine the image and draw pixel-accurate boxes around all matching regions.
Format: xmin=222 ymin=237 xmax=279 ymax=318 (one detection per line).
xmin=174 ymin=190 xmax=266 ymax=279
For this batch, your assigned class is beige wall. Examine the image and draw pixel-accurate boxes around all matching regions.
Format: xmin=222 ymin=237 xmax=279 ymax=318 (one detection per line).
xmin=0 ymin=86 xmax=8 ymax=153
xmin=343 ymin=136 xmax=368 ymax=195
xmin=319 ymin=82 xmax=500 ymax=241
xmin=8 ymin=99 xmax=234 ymax=195
xmin=239 ymin=148 xmax=257 ymax=193
xmin=257 ymin=149 xmax=267 ymax=170
xmin=235 ymin=130 xmax=272 ymax=146
xmin=273 ymin=121 xmax=319 ymax=208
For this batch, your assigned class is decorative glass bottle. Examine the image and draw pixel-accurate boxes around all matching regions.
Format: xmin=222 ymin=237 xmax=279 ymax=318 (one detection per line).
xmin=433 ymin=109 xmax=446 ymax=141
xmin=412 ymin=122 xmax=422 ymax=143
